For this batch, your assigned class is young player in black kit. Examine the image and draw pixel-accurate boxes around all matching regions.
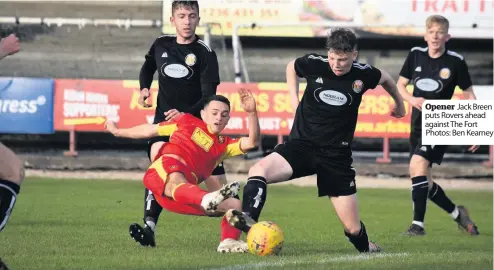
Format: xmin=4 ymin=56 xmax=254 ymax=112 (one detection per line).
xmin=130 ymin=1 xmax=229 ymax=247
xmin=226 ymin=28 xmax=406 ymax=253
xmin=396 ymin=15 xmax=479 ymax=236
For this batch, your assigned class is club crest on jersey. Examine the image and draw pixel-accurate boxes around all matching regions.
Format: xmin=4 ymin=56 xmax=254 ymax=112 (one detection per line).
xmin=439 ymin=68 xmax=450 ymax=79
xmin=218 ymin=135 xmax=225 ymax=143
xmin=185 ymin=53 xmax=197 ymax=66
xmin=352 ymin=80 xmax=363 ymax=93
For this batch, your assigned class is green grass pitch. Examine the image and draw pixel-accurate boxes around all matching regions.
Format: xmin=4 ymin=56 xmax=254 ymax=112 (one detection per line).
xmin=0 ymin=177 xmax=492 ymax=269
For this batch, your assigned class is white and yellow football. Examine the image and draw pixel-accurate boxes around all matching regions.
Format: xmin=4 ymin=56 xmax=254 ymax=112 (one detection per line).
xmin=246 ymin=221 xmax=284 ymax=256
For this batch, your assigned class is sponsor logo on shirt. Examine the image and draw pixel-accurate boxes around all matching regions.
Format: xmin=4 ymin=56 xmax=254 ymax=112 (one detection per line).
xmin=318 ymin=90 xmax=347 ymax=106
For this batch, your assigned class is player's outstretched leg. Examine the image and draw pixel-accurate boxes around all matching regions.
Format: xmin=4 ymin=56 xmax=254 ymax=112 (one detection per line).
xmin=331 ymin=194 xmax=382 ymax=253
xmin=241 ymin=152 xmax=295 ymax=224
xmin=427 ymin=179 xmax=479 ymax=235
xmin=216 ymin=199 xmax=248 ymax=253
xmin=455 ymin=205 xmax=479 ymax=235
xmin=241 ymin=176 xmax=267 ymax=223
xmin=198 ymin=182 xmax=240 ymax=212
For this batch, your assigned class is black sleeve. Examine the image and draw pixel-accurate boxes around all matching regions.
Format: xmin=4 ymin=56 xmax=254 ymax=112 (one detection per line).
xmin=139 ymin=41 xmax=157 ymax=90
xmin=457 ymin=58 xmax=473 ymax=90
xmin=367 ymin=65 xmax=382 ymax=90
xmin=399 ymin=51 xmax=414 ymax=80
xmin=294 ymin=54 xmax=314 ymax=78
xmin=185 ymin=50 xmax=220 ymax=115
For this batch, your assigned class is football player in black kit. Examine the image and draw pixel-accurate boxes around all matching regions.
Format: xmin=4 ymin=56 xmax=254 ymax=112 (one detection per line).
xmin=130 ymin=1 xmax=230 ymax=248
xmin=396 ymin=15 xmax=479 ymax=236
xmin=226 ymin=28 xmax=406 ymax=253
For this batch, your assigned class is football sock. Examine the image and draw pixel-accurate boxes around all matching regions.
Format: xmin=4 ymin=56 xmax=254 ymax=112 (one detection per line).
xmin=220 ymin=215 xmax=242 ymax=241
xmin=241 ymin=176 xmax=267 ymax=222
xmin=344 ymin=221 xmax=369 ymax=252
xmin=411 ymin=176 xmax=429 ymax=227
xmin=428 ymin=182 xmax=458 ymax=218
xmin=143 ymin=188 xmax=162 ymax=232
xmin=0 ymin=179 xmax=20 ymax=232
xmin=172 ymin=183 xmax=208 ymax=206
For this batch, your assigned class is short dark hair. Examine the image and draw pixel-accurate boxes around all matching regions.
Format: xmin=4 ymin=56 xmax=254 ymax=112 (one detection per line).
xmin=326 ymin=28 xmax=358 ymax=52
xmin=172 ymin=1 xmax=199 ymax=15
xmin=204 ymin=95 xmax=230 ymax=110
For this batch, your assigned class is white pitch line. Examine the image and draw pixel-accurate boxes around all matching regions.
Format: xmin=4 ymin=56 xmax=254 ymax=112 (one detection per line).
xmin=209 ymin=252 xmax=410 ymax=270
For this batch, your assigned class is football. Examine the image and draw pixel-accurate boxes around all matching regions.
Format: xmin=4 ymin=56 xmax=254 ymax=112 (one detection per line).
xmin=246 ymin=221 xmax=284 ymax=256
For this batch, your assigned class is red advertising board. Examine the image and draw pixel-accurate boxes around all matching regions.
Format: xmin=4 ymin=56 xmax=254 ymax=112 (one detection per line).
xmin=54 ymin=79 xmax=464 ymax=138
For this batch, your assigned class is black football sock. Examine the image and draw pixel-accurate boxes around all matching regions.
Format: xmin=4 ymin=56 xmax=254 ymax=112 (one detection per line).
xmin=344 ymin=222 xmax=369 ymax=252
xmin=143 ymin=188 xmax=163 ymax=232
xmin=241 ymin=176 xmax=267 ymax=222
xmin=411 ymin=176 xmax=429 ymax=227
xmin=0 ymin=179 xmax=20 ymax=232
xmin=428 ymin=182 xmax=458 ymax=219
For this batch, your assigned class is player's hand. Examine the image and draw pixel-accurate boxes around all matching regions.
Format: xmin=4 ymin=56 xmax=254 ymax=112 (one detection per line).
xmin=410 ymin=97 xmax=425 ymax=111
xmin=239 ymin=88 xmax=257 ymax=113
xmin=138 ymin=88 xmax=152 ymax=108
xmin=104 ymin=119 xmax=118 ymax=134
xmin=164 ymin=109 xmax=183 ymax=121
xmin=0 ymin=34 xmax=20 ymax=56
xmin=468 ymin=145 xmax=479 ymax=153
xmin=391 ymin=104 xmax=406 ymax=118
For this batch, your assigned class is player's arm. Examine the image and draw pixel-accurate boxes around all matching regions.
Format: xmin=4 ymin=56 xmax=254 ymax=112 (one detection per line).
xmin=186 ymin=50 xmax=220 ymax=116
xmin=139 ymin=40 xmax=157 ymax=90
xmin=396 ymin=50 xmax=425 ymax=110
xmin=0 ymin=34 xmax=20 ymax=60
xmin=238 ymin=88 xmax=261 ymax=152
xmin=457 ymin=58 xmax=476 ymax=100
xmin=455 ymin=58 xmax=479 ymax=152
xmin=286 ymin=60 xmax=301 ymax=113
xmin=138 ymin=40 xmax=158 ymax=107
xmin=396 ymin=51 xmax=415 ymax=104
xmin=105 ymin=120 xmax=160 ymax=139
xmin=376 ymin=69 xmax=406 ymax=117
xmin=396 ymin=76 xmax=415 ymax=104
xmin=223 ymin=89 xmax=261 ymax=159
xmin=288 ymin=54 xmax=315 ymax=114
xmin=239 ymin=110 xmax=261 ymax=152
xmin=379 ymin=69 xmax=405 ymax=106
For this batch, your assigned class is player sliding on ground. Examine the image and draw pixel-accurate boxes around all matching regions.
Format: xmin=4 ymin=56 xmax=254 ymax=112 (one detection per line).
xmin=105 ymin=89 xmax=261 ymax=253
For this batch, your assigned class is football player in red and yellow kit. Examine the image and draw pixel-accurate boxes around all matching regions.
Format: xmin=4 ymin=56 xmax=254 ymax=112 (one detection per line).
xmin=105 ymin=88 xmax=260 ymax=252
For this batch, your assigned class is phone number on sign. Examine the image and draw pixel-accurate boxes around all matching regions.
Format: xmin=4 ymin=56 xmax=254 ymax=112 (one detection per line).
xmin=201 ymin=8 xmax=280 ymax=19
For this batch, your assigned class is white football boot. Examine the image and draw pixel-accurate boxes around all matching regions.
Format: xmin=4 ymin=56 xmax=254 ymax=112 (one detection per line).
xmin=201 ymin=182 xmax=240 ymax=212
xmin=217 ymin=238 xmax=249 ymax=253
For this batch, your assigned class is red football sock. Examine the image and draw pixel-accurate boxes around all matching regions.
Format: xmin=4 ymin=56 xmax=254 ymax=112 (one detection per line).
xmin=220 ymin=215 xmax=242 ymax=241
xmin=172 ymin=183 xmax=208 ymax=206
